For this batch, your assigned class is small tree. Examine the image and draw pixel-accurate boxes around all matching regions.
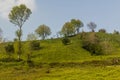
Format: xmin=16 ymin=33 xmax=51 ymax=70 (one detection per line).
xmin=27 ymin=33 xmax=38 ymax=41
xmin=61 ymin=22 xmax=75 ymax=36
xmin=9 ymin=4 xmax=32 ymax=60
xmin=71 ymin=19 xmax=83 ymax=34
xmin=113 ymin=30 xmax=119 ymax=35
xmin=99 ymin=29 xmax=106 ymax=33
xmin=35 ymin=24 xmax=51 ymax=40
xmin=87 ymin=22 xmax=97 ymax=32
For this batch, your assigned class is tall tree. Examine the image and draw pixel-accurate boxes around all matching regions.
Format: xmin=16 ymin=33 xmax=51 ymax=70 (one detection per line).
xmin=71 ymin=19 xmax=83 ymax=34
xmin=35 ymin=24 xmax=51 ymax=40
xmin=61 ymin=22 xmax=75 ymax=36
xmin=9 ymin=4 xmax=32 ymax=60
xmin=87 ymin=22 xmax=97 ymax=32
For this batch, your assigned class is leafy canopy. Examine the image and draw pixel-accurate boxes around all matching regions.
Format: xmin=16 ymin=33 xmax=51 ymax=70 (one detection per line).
xmin=61 ymin=22 xmax=75 ymax=36
xmin=87 ymin=22 xmax=97 ymax=32
xmin=9 ymin=4 xmax=32 ymax=27
xmin=8 ymin=4 xmax=32 ymax=60
xmin=35 ymin=24 xmax=51 ymax=40
xmin=71 ymin=19 xmax=83 ymax=33
xmin=27 ymin=33 xmax=38 ymax=41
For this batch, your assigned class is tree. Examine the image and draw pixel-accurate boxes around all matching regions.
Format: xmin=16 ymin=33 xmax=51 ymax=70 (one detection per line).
xmin=35 ymin=24 xmax=51 ymax=40
xmin=71 ymin=19 xmax=83 ymax=34
xmin=9 ymin=4 xmax=32 ymax=60
xmin=27 ymin=33 xmax=38 ymax=41
xmin=87 ymin=22 xmax=97 ymax=32
xmin=56 ymin=31 xmax=63 ymax=38
xmin=99 ymin=29 xmax=106 ymax=33
xmin=61 ymin=22 xmax=75 ymax=36
xmin=113 ymin=30 xmax=119 ymax=34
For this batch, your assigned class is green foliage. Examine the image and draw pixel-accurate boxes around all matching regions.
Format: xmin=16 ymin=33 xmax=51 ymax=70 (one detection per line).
xmin=0 ymin=33 xmax=120 ymax=79
xmin=4 ymin=43 xmax=14 ymax=53
xmin=82 ymin=32 xmax=114 ymax=55
xmin=82 ymin=33 xmax=103 ymax=55
xmin=82 ymin=41 xmax=103 ymax=55
xmin=9 ymin=4 xmax=32 ymax=27
xmin=9 ymin=4 xmax=32 ymax=60
xmin=113 ymin=30 xmax=119 ymax=35
xmin=98 ymin=29 xmax=106 ymax=33
xmin=14 ymin=38 xmax=18 ymax=42
xmin=27 ymin=33 xmax=38 ymax=41
xmin=35 ymin=24 xmax=51 ymax=40
xmin=100 ymin=41 xmax=113 ymax=54
xmin=62 ymin=35 xmax=70 ymax=45
xmin=4 ymin=43 xmax=14 ymax=58
xmin=71 ymin=19 xmax=84 ymax=34
xmin=61 ymin=22 xmax=75 ymax=36
xmin=29 ymin=40 xmax=40 ymax=50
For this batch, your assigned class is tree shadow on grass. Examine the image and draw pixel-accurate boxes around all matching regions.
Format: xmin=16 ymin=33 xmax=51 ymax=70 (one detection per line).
xmin=0 ymin=58 xmax=23 ymax=62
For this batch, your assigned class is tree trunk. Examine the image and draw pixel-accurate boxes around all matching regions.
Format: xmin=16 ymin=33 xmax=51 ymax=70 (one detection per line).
xmin=92 ymin=29 xmax=95 ymax=32
xmin=18 ymin=26 xmax=22 ymax=61
xmin=76 ymin=28 xmax=79 ymax=34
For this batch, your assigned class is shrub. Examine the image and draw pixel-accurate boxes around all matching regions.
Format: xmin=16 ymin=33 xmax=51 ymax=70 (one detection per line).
xmin=29 ymin=40 xmax=40 ymax=50
xmin=5 ymin=43 xmax=14 ymax=53
xmin=62 ymin=36 xmax=70 ymax=45
xmin=82 ymin=33 xmax=103 ymax=55
xmin=4 ymin=43 xmax=14 ymax=57
xmin=82 ymin=41 xmax=103 ymax=55
xmin=100 ymin=41 xmax=113 ymax=54
xmin=99 ymin=29 xmax=106 ymax=33
xmin=113 ymin=30 xmax=119 ymax=35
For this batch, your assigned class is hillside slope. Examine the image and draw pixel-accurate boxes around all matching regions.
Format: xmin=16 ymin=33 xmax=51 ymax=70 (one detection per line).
xmin=0 ymin=33 xmax=120 ymax=80
xmin=1 ymin=32 xmax=120 ymax=63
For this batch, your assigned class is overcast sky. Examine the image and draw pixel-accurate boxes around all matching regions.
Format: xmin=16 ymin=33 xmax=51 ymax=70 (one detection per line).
xmin=0 ymin=0 xmax=120 ymax=41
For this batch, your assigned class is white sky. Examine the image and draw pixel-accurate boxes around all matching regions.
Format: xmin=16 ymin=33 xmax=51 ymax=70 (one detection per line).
xmin=0 ymin=0 xmax=36 ymax=19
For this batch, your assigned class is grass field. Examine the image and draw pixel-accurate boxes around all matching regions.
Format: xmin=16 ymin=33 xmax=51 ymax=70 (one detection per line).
xmin=0 ymin=33 xmax=120 ymax=80
xmin=0 ymin=63 xmax=120 ymax=80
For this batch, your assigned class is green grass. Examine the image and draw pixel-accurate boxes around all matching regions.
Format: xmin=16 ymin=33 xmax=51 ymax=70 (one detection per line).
xmin=0 ymin=33 xmax=120 ymax=79
xmin=0 ymin=65 xmax=120 ymax=80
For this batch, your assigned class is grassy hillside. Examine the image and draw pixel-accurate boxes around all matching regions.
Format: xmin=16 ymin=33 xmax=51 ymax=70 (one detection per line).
xmin=29 ymin=32 xmax=120 ymax=63
xmin=0 ymin=32 xmax=120 ymax=79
